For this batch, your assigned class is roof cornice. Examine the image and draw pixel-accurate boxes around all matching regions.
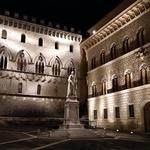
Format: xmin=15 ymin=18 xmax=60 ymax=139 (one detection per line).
xmin=0 ymin=15 xmax=82 ymax=42
xmin=81 ymin=0 xmax=150 ymax=50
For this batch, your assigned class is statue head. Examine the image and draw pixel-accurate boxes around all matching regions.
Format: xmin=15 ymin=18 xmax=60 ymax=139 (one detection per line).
xmin=71 ymin=71 xmax=75 ymax=75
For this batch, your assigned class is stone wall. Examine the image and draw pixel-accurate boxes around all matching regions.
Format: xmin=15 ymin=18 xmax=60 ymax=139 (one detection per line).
xmin=88 ymin=84 xmax=150 ymax=132
xmin=84 ymin=5 xmax=150 ymax=132
xmin=0 ymin=15 xmax=83 ymax=119
xmin=87 ymin=11 xmax=150 ymax=71
xmin=0 ymin=95 xmax=65 ymax=117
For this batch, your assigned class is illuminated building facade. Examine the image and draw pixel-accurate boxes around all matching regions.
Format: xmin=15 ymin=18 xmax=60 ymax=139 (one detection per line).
xmin=81 ymin=0 xmax=150 ymax=132
xmin=0 ymin=12 xmax=82 ymax=121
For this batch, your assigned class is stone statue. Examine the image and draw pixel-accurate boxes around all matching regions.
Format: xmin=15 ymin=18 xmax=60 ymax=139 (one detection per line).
xmin=67 ymin=71 xmax=77 ymax=97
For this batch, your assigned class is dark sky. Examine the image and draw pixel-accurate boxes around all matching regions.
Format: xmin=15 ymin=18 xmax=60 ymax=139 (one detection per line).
xmin=0 ymin=0 xmax=124 ymax=35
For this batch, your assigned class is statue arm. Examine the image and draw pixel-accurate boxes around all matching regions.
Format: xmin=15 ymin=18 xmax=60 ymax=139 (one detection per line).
xmin=68 ymin=76 xmax=74 ymax=85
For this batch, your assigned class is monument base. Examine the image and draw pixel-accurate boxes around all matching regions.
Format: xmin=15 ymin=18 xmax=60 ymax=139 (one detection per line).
xmin=41 ymin=97 xmax=108 ymax=138
xmin=61 ymin=96 xmax=83 ymax=129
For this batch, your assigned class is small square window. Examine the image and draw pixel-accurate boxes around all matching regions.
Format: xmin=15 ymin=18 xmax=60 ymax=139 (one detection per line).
xmin=55 ymin=42 xmax=59 ymax=49
xmin=115 ymin=107 xmax=120 ymax=118
xmin=94 ymin=110 xmax=97 ymax=119
xmin=104 ymin=108 xmax=108 ymax=119
xmin=70 ymin=45 xmax=73 ymax=52
xmin=18 ymin=82 xmax=23 ymax=93
xmin=129 ymin=105 xmax=135 ymax=117
xmin=37 ymin=84 xmax=41 ymax=95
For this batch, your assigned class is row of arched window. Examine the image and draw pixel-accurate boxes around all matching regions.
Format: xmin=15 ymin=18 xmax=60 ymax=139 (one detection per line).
xmin=18 ymin=82 xmax=41 ymax=95
xmin=1 ymin=30 xmax=74 ymax=52
xmin=0 ymin=51 xmax=75 ymax=76
xmin=91 ymin=65 xmax=149 ymax=97
xmin=91 ymin=28 xmax=145 ymax=69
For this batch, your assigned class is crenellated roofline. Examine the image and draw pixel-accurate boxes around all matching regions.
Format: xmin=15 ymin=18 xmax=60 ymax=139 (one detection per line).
xmin=0 ymin=14 xmax=82 ymax=42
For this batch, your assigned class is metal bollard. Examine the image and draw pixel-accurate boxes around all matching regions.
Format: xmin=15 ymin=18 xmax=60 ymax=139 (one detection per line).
xmin=103 ymin=128 xmax=106 ymax=136
xmin=49 ymin=130 xmax=52 ymax=137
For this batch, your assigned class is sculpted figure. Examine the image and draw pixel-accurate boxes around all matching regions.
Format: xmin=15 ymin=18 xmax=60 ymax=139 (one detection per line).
xmin=67 ymin=71 xmax=77 ymax=97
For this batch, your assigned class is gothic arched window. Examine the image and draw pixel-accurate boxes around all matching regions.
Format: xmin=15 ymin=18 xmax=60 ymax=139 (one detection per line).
xmin=112 ymin=75 xmax=118 ymax=92
xmin=125 ymin=71 xmax=132 ymax=89
xmin=111 ymin=44 xmax=116 ymax=59
xmin=1 ymin=30 xmax=7 ymax=39
xmin=123 ymin=37 xmax=129 ymax=53
xmin=140 ymin=65 xmax=148 ymax=85
xmin=35 ymin=55 xmax=44 ymax=74
xmin=21 ymin=34 xmax=26 ymax=43
xmin=0 ymin=52 xmax=8 ymax=70
xmin=52 ymin=59 xmax=61 ymax=76
xmin=137 ymin=28 xmax=145 ymax=47
xmin=39 ymin=38 xmax=43 ymax=46
xmin=17 ymin=52 xmax=27 ymax=72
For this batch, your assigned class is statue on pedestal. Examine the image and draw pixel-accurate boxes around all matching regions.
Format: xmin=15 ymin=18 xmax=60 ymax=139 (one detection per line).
xmin=61 ymin=70 xmax=83 ymax=129
xmin=67 ymin=71 xmax=77 ymax=97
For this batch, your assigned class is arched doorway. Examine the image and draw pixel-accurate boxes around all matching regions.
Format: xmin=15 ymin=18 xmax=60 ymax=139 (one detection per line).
xmin=144 ymin=102 xmax=150 ymax=132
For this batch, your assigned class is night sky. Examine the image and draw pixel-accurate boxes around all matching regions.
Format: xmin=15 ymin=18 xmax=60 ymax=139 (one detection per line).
xmin=0 ymin=0 xmax=124 ymax=35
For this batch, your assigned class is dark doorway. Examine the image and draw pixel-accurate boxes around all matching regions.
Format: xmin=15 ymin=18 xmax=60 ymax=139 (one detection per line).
xmin=144 ymin=102 xmax=150 ymax=132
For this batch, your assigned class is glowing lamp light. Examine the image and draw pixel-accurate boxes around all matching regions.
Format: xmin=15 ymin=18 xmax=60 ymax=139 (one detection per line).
xmin=130 ymin=131 xmax=133 ymax=134
xmin=116 ymin=129 xmax=119 ymax=132
xmin=92 ymin=30 xmax=96 ymax=34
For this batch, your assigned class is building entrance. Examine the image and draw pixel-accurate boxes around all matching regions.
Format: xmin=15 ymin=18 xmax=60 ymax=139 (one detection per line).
xmin=144 ymin=102 xmax=150 ymax=132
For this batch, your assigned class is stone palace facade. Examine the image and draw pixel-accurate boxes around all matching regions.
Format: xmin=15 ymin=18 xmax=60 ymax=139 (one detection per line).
xmin=1 ymin=0 xmax=150 ymax=133
xmin=0 ymin=11 xmax=83 ymax=121
xmin=81 ymin=0 xmax=150 ymax=132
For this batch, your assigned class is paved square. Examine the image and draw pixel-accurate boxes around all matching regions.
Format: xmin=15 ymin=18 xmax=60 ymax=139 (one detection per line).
xmin=0 ymin=125 xmax=150 ymax=150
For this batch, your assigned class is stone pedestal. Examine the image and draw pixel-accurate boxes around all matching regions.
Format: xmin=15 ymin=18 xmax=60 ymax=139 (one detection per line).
xmin=44 ymin=96 xmax=105 ymax=139
xmin=61 ymin=96 xmax=83 ymax=129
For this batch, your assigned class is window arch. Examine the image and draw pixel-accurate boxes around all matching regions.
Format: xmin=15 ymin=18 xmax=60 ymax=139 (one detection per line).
xmin=21 ymin=34 xmax=26 ymax=43
xmin=123 ymin=37 xmax=129 ymax=53
xmin=35 ymin=55 xmax=45 ymax=74
xmin=55 ymin=42 xmax=59 ymax=49
xmin=137 ymin=28 xmax=145 ymax=47
xmin=67 ymin=61 xmax=75 ymax=75
xmin=18 ymin=82 xmax=23 ymax=93
xmin=102 ymin=80 xmax=107 ymax=95
xmin=112 ymin=75 xmax=118 ymax=92
xmin=100 ymin=51 xmax=105 ymax=65
xmin=39 ymin=38 xmax=43 ymax=46
xmin=37 ymin=84 xmax=41 ymax=95
xmin=125 ymin=71 xmax=132 ymax=89
xmin=52 ymin=58 xmax=61 ymax=76
xmin=17 ymin=52 xmax=27 ymax=72
xmin=0 ymin=51 xmax=8 ymax=70
xmin=140 ymin=64 xmax=148 ymax=85
xmin=1 ymin=30 xmax=7 ymax=39
xmin=110 ymin=43 xmax=116 ymax=59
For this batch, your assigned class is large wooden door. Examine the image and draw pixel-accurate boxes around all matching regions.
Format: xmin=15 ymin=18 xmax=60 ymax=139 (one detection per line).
xmin=144 ymin=102 xmax=150 ymax=132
